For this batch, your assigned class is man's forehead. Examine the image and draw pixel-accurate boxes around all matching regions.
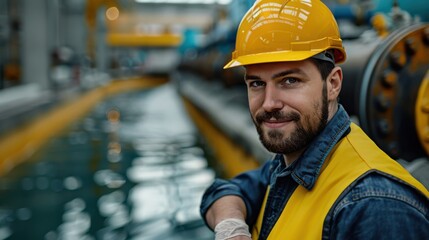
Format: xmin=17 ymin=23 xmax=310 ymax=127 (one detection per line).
xmin=244 ymin=60 xmax=315 ymax=76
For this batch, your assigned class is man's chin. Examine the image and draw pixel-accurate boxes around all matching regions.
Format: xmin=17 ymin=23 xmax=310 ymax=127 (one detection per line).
xmin=261 ymin=136 xmax=284 ymax=151
xmin=262 ymin=142 xmax=288 ymax=154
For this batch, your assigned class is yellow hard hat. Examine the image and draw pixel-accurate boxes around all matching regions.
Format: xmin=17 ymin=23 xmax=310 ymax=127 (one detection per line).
xmin=224 ymin=0 xmax=347 ymax=69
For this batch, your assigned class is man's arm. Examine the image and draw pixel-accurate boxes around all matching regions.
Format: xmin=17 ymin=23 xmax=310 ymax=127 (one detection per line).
xmin=200 ymin=159 xmax=275 ymax=239
xmin=200 ymin=160 xmax=273 ymax=229
xmin=205 ymin=195 xmax=247 ymax=229
xmin=205 ymin=195 xmax=252 ymax=240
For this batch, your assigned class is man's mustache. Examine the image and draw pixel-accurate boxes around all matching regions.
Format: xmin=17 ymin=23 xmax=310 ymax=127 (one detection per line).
xmin=255 ymin=111 xmax=300 ymax=124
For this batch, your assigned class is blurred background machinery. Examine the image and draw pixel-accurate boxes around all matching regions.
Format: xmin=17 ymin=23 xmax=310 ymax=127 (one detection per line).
xmin=340 ymin=23 xmax=429 ymax=161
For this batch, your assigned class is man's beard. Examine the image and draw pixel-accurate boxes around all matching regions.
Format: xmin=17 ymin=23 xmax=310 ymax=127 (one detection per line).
xmin=253 ymin=83 xmax=329 ymax=154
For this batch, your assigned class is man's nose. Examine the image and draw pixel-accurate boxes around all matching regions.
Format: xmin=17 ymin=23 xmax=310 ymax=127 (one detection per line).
xmin=262 ymin=85 xmax=283 ymax=112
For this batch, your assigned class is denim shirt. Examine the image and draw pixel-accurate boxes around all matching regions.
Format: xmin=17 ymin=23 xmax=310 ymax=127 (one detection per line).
xmin=200 ymin=105 xmax=429 ymax=239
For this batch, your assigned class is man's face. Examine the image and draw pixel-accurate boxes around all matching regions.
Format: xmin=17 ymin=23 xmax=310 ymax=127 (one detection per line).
xmin=245 ymin=60 xmax=329 ymax=155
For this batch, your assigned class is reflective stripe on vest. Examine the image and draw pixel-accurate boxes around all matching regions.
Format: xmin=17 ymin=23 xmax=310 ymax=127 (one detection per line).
xmin=252 ymin=123 xmax=429 ymax=239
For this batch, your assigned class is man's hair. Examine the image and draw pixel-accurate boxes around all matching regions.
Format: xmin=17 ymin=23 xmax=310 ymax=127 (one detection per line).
xmin=310 ymin=58 xmax=335 ymax=81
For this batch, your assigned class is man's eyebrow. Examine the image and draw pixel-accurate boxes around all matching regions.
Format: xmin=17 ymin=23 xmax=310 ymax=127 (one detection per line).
xmin=244 ymin=68 xmax=305 ymax=81
xmin=272 ymin=68 xmax=304 ymax=79
xmin=244 ymin=74 xmax=261 ymax=81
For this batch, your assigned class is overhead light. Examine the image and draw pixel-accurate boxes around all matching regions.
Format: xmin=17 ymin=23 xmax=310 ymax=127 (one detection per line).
xmin=106 ymin=7 xmax=120 ymax=21
xmin=217 ymin=0 xmax=232 ymax=4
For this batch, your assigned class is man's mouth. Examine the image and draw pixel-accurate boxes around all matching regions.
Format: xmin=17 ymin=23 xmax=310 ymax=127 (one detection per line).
xmin=257 ymin=111 xmax=300 ymax=126
xmin=263 ymin=118 xmax=293 ymax=128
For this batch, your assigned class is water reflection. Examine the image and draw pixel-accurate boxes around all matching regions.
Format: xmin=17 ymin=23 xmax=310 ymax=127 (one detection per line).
xmin=0 ymin=84 xmax=214 ymax=239
xmin=94 ymin=170 xmax=125 ymax=189
xmin=124 ymin=85 xmax=215 ymax=239
xmin=56 ymin=198 xmax=91 ymax=240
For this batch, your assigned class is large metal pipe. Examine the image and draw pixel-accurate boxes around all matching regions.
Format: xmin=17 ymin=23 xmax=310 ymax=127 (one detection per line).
xmin=340 ymin=37 xmax=380 ymax=116
xmin=339 ymin=23 xmax=429 ymax=160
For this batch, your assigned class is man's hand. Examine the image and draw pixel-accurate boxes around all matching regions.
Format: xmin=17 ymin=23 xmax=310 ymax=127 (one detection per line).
xmin=214 ymin=218 xmax=251 ymax=240
xmin=231 ymin=237 xmax=251 ymax=240
xmin=222 ymin=236 xmax=252 ymax=240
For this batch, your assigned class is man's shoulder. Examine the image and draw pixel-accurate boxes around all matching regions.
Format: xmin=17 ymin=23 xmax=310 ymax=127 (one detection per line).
xmin=336 ymin=172 xmax=428 ymax=213
xmin=325 ymin=172 xmax=429 ymax=240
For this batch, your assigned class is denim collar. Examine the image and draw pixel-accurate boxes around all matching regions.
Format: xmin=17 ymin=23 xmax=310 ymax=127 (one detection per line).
xmin=272 ymin=104 xmax=351 ymax=190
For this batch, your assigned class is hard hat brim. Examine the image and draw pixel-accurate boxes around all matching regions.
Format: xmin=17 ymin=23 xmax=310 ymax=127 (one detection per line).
xmin=224 ymin=47 xmax=346 ymax=69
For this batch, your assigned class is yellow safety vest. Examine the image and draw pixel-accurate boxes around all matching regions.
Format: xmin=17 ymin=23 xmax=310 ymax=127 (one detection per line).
xmin=252 ymin=123 xmax=429 ymax=239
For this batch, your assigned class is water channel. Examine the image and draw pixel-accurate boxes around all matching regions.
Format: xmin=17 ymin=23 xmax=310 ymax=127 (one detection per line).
xmin=0 ymin=83 xmax=215 ymax=240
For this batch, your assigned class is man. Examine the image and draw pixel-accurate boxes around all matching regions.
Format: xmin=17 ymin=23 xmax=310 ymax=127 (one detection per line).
xmin=200 ymin=0 xmax=429 ymax=239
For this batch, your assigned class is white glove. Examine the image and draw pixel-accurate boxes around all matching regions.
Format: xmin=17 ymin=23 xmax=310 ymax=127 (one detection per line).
xmin=214 ymin=218 xmax=252 ymax=240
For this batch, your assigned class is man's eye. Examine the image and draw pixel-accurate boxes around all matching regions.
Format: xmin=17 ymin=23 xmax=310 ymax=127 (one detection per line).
xmin=248 ymin=81 xmax=265 ymax=88
xmin=283 ymin=77 xmax=299 ymax=85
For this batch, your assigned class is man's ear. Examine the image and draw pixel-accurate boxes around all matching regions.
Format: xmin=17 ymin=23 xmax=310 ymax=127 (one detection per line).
xmin=327 ymin=66 xmax=343 ymax=101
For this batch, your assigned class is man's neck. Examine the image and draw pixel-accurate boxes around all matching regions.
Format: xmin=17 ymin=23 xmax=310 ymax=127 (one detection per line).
xmin=283 ymin=150 xmax=305 ymax=167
